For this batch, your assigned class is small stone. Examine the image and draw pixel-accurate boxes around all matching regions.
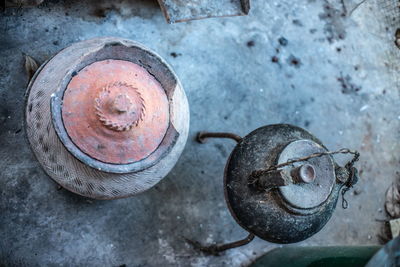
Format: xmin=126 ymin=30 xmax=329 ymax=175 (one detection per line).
xmin=247 ymin=40 xmax=255 ymax=47
xmin=278 ymin=37 xmax=288 ymax=46
xmin=287 ymin=55 xmax=301 ymax=68
xmin=292 ymin=19 xmax=303 ymax=27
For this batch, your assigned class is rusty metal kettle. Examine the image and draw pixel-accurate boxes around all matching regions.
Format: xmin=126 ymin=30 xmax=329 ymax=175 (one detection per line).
xmin=190 ymin=124 xmax=359 ymax=254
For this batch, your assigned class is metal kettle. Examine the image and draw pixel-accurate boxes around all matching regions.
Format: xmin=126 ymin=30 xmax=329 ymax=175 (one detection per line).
xmin=190 ymin=124 xmax=359 ymax=254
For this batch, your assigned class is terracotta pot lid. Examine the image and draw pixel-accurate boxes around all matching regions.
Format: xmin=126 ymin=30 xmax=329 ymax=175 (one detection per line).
xmin=61 ymin=59 xmax=170 ymax=165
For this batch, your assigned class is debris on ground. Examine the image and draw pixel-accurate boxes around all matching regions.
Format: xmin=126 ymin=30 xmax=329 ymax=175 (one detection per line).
xmin=395 ymin=29 xmax=400 ymax=49
xmin=24 ymin=54 xmax=38 ymax=81
xmin=389 ymin=218 xmax=400 ymax=238
xmin=380 ymin=175 xmax=400 ymax=243
xmin=385 ymin=176 xmax=400 ymax=218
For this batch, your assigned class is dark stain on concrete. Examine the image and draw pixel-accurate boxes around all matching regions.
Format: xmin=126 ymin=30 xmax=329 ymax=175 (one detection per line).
xmin=278 ymin=37 xmax=288 ymax=46
xmin=337 ymin=73 xmax=361 ymax=94
xmin=247 ymin=40 xmax=255 ymax=47
xmin=292 ymin=19 xmax=304 ymax=27
xmin=214 ymin=143 xmax=228 ymax=158
xmin=14 ymin=178 xmax=31 ymax=201
xmin=170 ymin=52 xmax=181 ymax=58
xmin=319 ymin=1 xmax=347 ymax=43
xmin=287 ymin=55 xmax=302 ymax=68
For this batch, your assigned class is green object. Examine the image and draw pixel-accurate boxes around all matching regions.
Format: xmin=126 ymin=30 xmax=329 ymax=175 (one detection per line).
xmin=250 ymin=246 xmax=381 ymax=267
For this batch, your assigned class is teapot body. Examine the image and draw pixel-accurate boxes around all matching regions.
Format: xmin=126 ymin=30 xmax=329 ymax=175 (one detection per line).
xmin=224 ymin=124 xmax=345 ymax=243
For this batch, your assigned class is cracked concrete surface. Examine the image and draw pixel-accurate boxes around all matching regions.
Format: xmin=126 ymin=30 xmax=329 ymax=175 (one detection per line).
xmin=1 ymin=0 xmax=399 ymax=266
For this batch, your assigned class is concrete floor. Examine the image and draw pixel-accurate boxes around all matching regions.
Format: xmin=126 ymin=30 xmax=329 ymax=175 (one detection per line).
xmin=1 ymin=0 xmax=399 ymax=266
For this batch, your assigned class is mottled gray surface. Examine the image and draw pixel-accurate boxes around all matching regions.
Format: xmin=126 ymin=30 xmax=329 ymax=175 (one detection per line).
xmin=0 ymin=0 xmax=399 ymax=266
xmin=158 ymin=0 xmax=248 ymax=23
